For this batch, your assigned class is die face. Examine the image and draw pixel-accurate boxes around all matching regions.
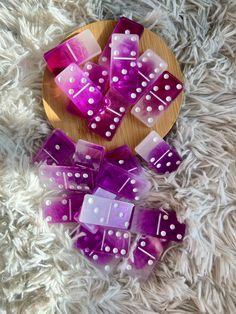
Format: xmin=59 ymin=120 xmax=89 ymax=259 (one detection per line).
xmin=79 ymin=194 xmax=134 ymax=230
xmin=83 ymin=62 xmax=108 ymax=94
xmin=42 ymin=193 xmax=85 ymax=223
xmin=38 ymin=165 xmax=94 ymax=192
xmin=88 ymin=89 xmax=131 ymax=141
xmin=110 ymin=34 xmax=139 ymax=103
xmin=55 ymin=63 xmax=103 ymax=119
xmin=96 ymin=162 xmax=151 ymax=201
xmin=44 ymin=29 xmax=101 ymax=75
xmin=120 ymin=235 xmax=164 ymax=279
xmin=73 ymin=140 xmax=105 ymax=172
xmin=130 ymin=207 xmax=186 ymax=242
xmin=33 ymin=129 xmax=75 ymax=166
xmin=105 ymin=145 xmax=144 ymax=176
xmin=135 ymin=131 xmax=182 ymax=174
xmin=98 ymin=16 xmax=144 ymax=70
xmin=131 ymin=71 xmax=184 ymax=127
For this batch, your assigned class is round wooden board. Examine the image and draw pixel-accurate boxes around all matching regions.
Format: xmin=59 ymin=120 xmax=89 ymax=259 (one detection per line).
xmin=42 ymin=20 xmax=184 ymax=151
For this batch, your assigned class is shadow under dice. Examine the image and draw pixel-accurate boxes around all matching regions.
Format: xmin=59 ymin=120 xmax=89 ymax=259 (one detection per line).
xmin=44 ymin=29 xmax=101 ymax=75
xmin=131 ymin=71 xmax=183 ymax=127
xmin=38 ymin=165 xmax=94 ymax=192
xmin=55 ymin=63 xmax=103 ymax=119
xmin=135 ymin=130 xmax=182 ymax=174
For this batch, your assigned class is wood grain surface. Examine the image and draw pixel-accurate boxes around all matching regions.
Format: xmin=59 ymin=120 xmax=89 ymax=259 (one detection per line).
xmin=42 ymin=20 xmax=184 ymax=151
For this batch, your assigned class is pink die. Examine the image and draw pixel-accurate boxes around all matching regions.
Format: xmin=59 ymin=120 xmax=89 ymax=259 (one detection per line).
xmin=44 ymin=29 xmax=101 ymax=75
xmin=55 ymin=63 xmax=103 ymax=119
xmin=131 ymin=71 xmax=184 ymax=127
xmin=83 ymin=62 xmax=109 ymax=94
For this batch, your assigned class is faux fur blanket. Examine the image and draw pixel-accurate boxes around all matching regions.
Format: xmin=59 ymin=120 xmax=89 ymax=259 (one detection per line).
xmin=0 ymin=0 xmax=236 ymax=313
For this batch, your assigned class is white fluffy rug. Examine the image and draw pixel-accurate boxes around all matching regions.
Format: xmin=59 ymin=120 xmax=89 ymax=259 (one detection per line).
xmin=1 ymin=0 xmax=236 ymax=313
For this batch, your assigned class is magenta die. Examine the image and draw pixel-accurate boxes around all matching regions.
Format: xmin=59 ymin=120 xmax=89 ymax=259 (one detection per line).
xmin=55 ymin=63 xmax=103 ymax=119
xmin=73 ymin=140 xmax=105 ymax=172
xmin=33 ymin=129 xmax=75 ymax=166
xmin=75 ymin=226 xmax=120 ymax=273
xmin=130 ymin=207 xmax=186 ymax=242
xmin=88 ymin=88 xmax=131 ymax=141
xmin=135 ymin=131 xmax=182 ymax=174
xmin=105 ymin=145 xmax=144 ymax=176
xmin=38 ymin=164 xmax=94 ymax=192
xmin=131 ymin=71 xmax=184 ymax=127
xmin=79 ymin=194 xmax=134 ymax=230
xmin=42 ymin=193 xmax=85 ymax=223
xmin=120 ymin=235 xmax=164 ymax=280
xmin=96 ymin=162 xmax=151 ymax=201
xmin=83 ymin=62 xmax=108 ymax=94
xmin=98 ymin=16 xmax=144 ymax=70
xmin=44 ymin=29 xmax=101 ymax=75
xmin=110 ymin=33 xmax=139 ymax=103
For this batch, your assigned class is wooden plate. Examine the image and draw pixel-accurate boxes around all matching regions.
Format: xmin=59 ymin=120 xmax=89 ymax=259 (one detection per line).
xmin=42 ymin=20 xmax=184 ymax=151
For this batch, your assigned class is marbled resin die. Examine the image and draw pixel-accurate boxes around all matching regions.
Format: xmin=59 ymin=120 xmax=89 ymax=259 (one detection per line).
xmin=83 ymin=62 xmax=109 ymax=94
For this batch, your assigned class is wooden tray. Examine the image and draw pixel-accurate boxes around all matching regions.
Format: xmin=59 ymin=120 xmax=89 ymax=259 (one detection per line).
xmin=42 ymin=20 xmax=184 ymax=151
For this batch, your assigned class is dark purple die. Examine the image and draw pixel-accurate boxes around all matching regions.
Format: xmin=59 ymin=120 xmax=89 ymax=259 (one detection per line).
xmin=82 ymin=62 xmax=109 ymax=94
xmin=38 ymin=164 xmax=94 ymax=192
xmin=135 ymin=131 xmax=182 ymax=174
xmin=55 ymin=63 xmax=104 ymax=119
xmin=33 ymin=129 xmax=75 ymax=166
xmin=96 ymin=162 xmax=151 ymax=201
xmin=130 ymin=207 xmax=186 ymax=242
xmin=44 ymin=29 xmax=101 ymax=75
xmin=98 ymin=16 xmax=144 ymax=70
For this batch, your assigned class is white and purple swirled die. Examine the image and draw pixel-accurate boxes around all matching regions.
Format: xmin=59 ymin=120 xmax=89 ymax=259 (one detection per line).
xmin=135 ymin=131 xmax=182 ymax=174
xmin=44 ymin=29 xmax=101 ymax=75
xmin=55 ymin=63 xmax=103 ymax=119
xmin=33 ymin=129 xmax=75 ymax=166
xmin=110 ymin=33 xmax=139 ymax=103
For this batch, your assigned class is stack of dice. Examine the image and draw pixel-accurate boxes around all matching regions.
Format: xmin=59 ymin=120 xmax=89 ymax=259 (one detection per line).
xmin=39 ymin=16 xmax=186 ymax=280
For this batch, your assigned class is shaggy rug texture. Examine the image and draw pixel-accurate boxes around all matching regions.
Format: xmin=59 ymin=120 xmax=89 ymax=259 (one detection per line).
xmin=0 ymin=0 xmax=236 ymax=313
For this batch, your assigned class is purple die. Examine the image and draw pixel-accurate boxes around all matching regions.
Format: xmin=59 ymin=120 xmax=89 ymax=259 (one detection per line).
xmin=33 ymin=129 xmax=75 ymax=166
xmin=130 ymin=207 xmax=186 ymax=242
xmin=83 ymin=62 xmax=108 ymax=94
xmin=135 ymin=131 xmax=182 ymax=174
xmin=120 ymin=235 xmax=164 ymax=280
xmin=55 ymin=63 xmax=103 ymax=119
xmin=73 ymin=140 xmax=105 ymax=172
xmin=110 ymin=33 xmax=139 ymax=103
xmin=38 ymin=164 xmax=94 ymax=192
xmin=75 ymin=226 xmax=120 ymax=273
xmin=44 ymin=29 xmax=101 ymax=75
xmin=88 ymin=88 xmax=131 ymax=141
xmin=79 ymin=194 xmax=134 ymax=230
xmin=98 ymin=16 xmax=144 ymax=70
xmin=131 ymin=71 xmax=184 ymax=127
xmin=105 ymin=145 xmax=144 ymax=176
xmin=96 ymin=162 xmax=151 ymax=201
xmin=42 ymin=193 xmax=85 ymax=223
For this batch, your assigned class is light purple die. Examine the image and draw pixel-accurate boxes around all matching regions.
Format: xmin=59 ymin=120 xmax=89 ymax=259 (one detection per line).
xmin=44 ymin=29 xmax=101 ymax=75
xmin=88 ymin=88 xmax=131 ymax=141
xmin=96 ymin=162 xmax=151 ymax=201
xmin=105 ymin=144 xmax=144 ymax=176
xmin=42 ymin=193 xmax=85 ymax=223
xmin=75 ymin=225 xmax=120 ymax=273
xmin=73 ymin=140 xmax=105 ymax=172
xmin=83 ymin=62 xmax=108 ymax=94
xmin=38 ymin=164 xmax=94 ymax=192
xmin=98 ymin=16 xmax=144 ymax=70
xmin=120 ymin=235 xmax=164 ymax=280
xmin=79 ymin=194 xmax=134 ymax=230
xmin=55 ymin=63 xmax=103 ymax=119
xmin=131 ymin=71 xmax=184 ymax=127
xmin=33 ymin=129 xmax=75 ymax=166
xmin=93 ymin=187 xmax=117 ymax=199
xmin=110 ymin=33 xmax=139 ymax=103
xmin=130 ymin=207 xmax=186 ymax=242
xmin=135 ymin=131 xmax=182 ymax=174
